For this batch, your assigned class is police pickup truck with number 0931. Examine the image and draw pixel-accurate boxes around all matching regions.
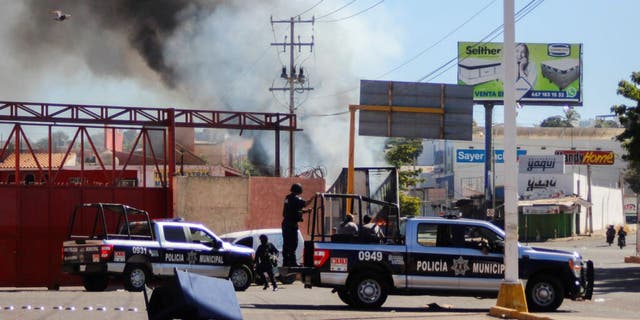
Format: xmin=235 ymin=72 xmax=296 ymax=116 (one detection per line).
xmin=294 ymin=194 xmax=593 ymax=312
xmin=61 ymin=203 xmax=255 ymax=292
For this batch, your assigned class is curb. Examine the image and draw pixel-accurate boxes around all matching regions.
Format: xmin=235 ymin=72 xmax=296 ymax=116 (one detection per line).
xmin=489 ymin=306 xmax=552 ymax=320
xmin=624 ymin=256 xmax=640 ymax=263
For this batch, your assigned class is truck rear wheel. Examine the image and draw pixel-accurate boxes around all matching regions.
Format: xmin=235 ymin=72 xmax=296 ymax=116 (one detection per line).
xmin=123 ymin=264 xmax=149 ymax=292
xmin=230 ymin=265 xmax=252 ymax=291
xmin=83 ymin=275 xmax=109 ymax=292
xmin=526 ymin=275 xmax=564 ymax=312
xmin=348 ymin=273 xmax=388 ymax=309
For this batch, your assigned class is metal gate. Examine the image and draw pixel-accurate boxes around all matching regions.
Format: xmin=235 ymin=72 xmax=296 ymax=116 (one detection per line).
xmin=0 ymin=101 xmax=297 ymax=288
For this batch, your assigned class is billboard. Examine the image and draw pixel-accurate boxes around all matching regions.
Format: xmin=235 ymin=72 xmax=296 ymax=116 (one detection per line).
xmin=358 ymin=80 xmax=474 ymax=140
xmin=518 ymin=155 xmax=565 ymax=174
xmin=554 ymin=150 xmax=614 ymax=165
xmin=456 ymin=149 xmax=527 ymax=163
xmin=457 ymin=42 xmax=583 ymax=105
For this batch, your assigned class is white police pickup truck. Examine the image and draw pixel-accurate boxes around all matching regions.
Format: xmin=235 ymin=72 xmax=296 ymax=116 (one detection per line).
xmin=61 ymin=203 xmax=255 ymax=292
xmin=296 ymin=194 xmax=594 ymax=312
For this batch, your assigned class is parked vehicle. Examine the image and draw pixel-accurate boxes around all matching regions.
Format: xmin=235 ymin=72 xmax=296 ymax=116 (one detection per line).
xmin=221 ymin=228 xmax=304 ymax=284
xmin=61 ymin=203 xmax=255 ymax=292
xmin=295 ymin=194 xmax=594 ymax=312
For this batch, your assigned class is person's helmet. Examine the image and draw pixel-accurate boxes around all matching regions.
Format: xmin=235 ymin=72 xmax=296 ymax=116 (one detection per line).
xmin=259 ymin=234 xmax=268 ymax=243
xmin=290 ymin=183 xmax=303 ymax=194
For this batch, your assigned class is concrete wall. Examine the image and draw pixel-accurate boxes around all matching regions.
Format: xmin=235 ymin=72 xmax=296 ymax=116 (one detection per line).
xmin=173 ymin=176 xmax=325 ymax=236
xmin=173 ymin=176 xmax=250 ymax=234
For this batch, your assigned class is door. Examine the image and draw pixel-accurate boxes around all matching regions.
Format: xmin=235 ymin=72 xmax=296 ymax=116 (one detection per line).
xmin=457 ymin=225 xmax=505 ymax=292
xmin=187 ymin=226 xmax=229 ymax=278
xmin=407 ymin=222 xmax=461 ymax=290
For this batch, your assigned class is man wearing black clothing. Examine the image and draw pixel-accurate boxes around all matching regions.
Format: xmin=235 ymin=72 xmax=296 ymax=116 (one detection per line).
xmin=282 ymin=183 xmax=311 ymax=267
xmin=256 ymin=234 xmax=279 ymax=291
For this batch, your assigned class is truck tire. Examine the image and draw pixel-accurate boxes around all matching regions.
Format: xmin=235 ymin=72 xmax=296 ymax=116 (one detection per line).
xmin=348 ymin=273 xmax=388 ymax=309
xmin=230 ymin=265 xmax=252 ymax=291
xmin=123 ymin=264 xmax=149 ymax=292
xmin=83 ymin=275 xmax=109 ymax=292
xmin=336 ymin=288 xmax=355 ymax=307
xmin=278 ymin=273 xmax=296 ymax=284
xmin=525 ymin=275 xmax=564 ymax=312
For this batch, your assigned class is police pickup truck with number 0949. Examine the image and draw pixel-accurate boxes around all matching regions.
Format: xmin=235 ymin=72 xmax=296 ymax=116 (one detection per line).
xmin=294 ymin=194 xmax=593 ymax=312
xmin=61 ymin=203 xmax=255 ymax=292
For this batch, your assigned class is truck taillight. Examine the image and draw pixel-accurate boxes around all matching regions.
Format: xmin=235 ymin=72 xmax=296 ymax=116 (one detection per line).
xmin=569 ymin=259 xmax=582 ymax=277
xmin=100 ymin=245 xmax=114 ymax=259
xmin=313 ymin=249 xmax=330 ymax=267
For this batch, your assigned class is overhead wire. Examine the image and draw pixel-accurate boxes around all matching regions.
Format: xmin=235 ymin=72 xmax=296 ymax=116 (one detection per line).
xmin=318 ymin=0 xmax=384 ymax=23
xmin=316 ymin=0 xmax=357 ymax=21
xmin=417 ymin=0 xmax=544 ymax=83
xmin=376 ymin=0 xmax=497 ymax=79
xmin=310 ymin=0 xmax=498 ymax=101
xmin=296 ymin=0 xmax=324 ymax=17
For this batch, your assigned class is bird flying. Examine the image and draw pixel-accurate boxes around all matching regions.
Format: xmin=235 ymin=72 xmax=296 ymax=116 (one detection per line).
xmin=50 ymin=10 xmax=71 ymax=21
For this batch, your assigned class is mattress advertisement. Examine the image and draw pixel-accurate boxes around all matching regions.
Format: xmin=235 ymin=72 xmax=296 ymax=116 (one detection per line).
xmin=457 ymin=42 xmax=582 ymax=105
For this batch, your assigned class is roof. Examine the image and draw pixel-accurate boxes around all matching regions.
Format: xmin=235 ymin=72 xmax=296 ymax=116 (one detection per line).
xmin=0 ymin=152 xmax=76 ymax=169
xmin=220 ymin=228 xmax=282 ymax=239
xmin=518 ymin=195 xmax=592 ymax=208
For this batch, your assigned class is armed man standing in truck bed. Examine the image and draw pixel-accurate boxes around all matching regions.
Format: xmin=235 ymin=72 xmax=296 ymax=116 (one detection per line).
xmin=281 ymin=183 xmax=312 ymax=267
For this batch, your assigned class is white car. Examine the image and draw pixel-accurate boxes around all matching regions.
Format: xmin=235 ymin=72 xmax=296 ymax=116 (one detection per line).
xmin=220 ymin=228 xmax=304 ymax=284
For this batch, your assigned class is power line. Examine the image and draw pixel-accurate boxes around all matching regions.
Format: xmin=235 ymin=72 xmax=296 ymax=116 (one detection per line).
xmin=417 ymin=0 xmax=544 ymax=83
xmin=318 ymin=0 xmax=384 ymax=23
xmin=316 ymin=0 xmax=357 ymax=20
xmin=376 ymin=0 xmax=497 ymax=79
xmin=296 ymin=0 xmax=325 ymax=17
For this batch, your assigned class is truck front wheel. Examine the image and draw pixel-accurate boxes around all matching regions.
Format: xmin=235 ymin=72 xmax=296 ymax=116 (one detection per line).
xmin=83 ymin=275 xmax=109 ymax=292
xmin=123 ymin=264 xmax=149 ymax=292
xmin=230 ymin=265 xmax=252 ymax=291
xmin=348 ymin=273 xmax=388 ymax=309
xmin=526 ymin=275 xmax=564 ymax=312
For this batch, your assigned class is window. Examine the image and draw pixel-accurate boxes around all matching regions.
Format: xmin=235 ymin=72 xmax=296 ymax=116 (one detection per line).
xmin=163 ymin=226 xmax=187 ymax=242
xmin=236 ymin=236 xmax=253 ymax=248
xmin=190 ymin=227 xmax=215 ymax=245
xmin=416 ymin=223 xmax=437 ymax=247
xmin=461 ymin=225 xmax=504 ymax=253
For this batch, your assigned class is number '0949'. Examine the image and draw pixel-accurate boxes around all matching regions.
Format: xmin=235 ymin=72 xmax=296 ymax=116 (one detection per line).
xmin=358 ymin=251 xmax=383 ymax=261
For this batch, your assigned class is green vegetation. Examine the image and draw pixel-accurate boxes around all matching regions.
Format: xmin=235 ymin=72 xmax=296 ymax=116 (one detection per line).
xmin=611 ymin=71 xmax=640 ymax=193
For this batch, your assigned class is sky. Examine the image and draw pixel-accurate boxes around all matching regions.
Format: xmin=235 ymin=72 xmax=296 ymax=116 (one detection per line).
xmin=0 ymin=0 xmax=638 ymax=180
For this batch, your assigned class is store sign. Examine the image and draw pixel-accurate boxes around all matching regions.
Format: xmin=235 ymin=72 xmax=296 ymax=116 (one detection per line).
xmin=523 ymin=205 xmax=560 ymax=215
xmin=554 ymin=150 xmax=614 ymax=165
xmin=457 ymin=42 xmax=583 ymax=105
xmin=518 ymin=174 xmax=573 ymax=199
xmin=518 ymin=155 xmax=565 ymax=174
xmin=456 ymin=149 xmax=527 ymax=163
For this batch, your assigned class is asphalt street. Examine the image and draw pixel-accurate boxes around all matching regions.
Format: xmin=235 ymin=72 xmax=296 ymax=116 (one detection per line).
xmin=0 ymin=231 xmax=638 ymax=320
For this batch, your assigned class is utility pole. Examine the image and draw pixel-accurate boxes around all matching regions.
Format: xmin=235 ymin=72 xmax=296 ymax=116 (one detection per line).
xmin=270 ymin=16 xmax=314 ymax=177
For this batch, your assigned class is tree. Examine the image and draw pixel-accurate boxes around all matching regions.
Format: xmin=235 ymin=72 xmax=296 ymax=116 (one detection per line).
xmin=611 ymin=71 xmax=640 ymax=193
xmin=540 ymin=116 xmax=569 ymax=127
xmin=539 ymin=108 xmax=581 ymax=127
xmin=384 ymin=138 xmax=424 ymax=217
xmin=384 ymin=138 xmax=424 ymax=190
xmin=594 ymin=119 xmax=621 ymax=128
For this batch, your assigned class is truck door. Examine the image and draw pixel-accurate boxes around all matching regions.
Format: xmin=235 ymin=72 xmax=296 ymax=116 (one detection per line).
xmin=157 ymin=225 xmax=195 ymax=275
xmin=407 ymin=223 xmax=461 ymax=290
xmin=457 ymin=225 xmax=504 ymax=292
xmin=186 ymin=227 xmax=229 ymax=278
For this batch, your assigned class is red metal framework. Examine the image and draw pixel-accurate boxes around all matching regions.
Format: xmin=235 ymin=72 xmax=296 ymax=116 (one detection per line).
xmin=0 ymin=100 xmax=300 ymax=289
xmin=0 ymin=101 xmax=297 ymax=130
xmin=0 ymin=101 xmax=299 ymax=182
